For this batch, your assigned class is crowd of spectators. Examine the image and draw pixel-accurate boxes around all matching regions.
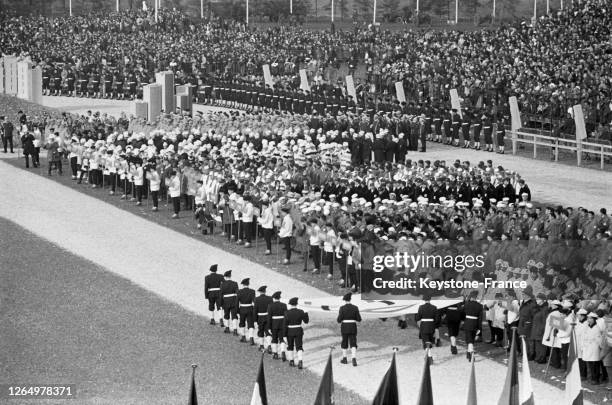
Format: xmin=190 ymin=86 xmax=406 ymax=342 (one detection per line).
xmin=1 ymin=0 xmax=611 ymax=137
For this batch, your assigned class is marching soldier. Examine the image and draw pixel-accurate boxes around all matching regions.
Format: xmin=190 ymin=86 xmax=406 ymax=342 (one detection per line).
xmin=285 ymin=297 xmax=309 ymax=369
xmin=337 ymin=292 xmax=362 ymax=366
xmin=220 ymin=270 xmax=239 ymax=335
xmin=254 ymin=286 xmax=273 ymax=352
xmin=237 ymin=278 xmax=256 ymax=345
xmin=415 ymin=294 xmax=438 ymax=364
xmin=446 ymin=301 xmax=464 ymax=355
xmin=268 ymin=291 xmax=288 ymax=361
xmin=204 ymin=264 xmax=224 ymax=325
xmin=496 ymin=116 xmax=506 ymax=154
xmin=464 ymin=290 xmax=484 ymax=361
xmin=482 ymin=113 xmax=493 ymax=152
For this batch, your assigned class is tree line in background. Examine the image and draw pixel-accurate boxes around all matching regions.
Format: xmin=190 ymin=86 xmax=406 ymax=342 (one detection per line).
xmin=1 ymin=0 xmax=563 ymax=23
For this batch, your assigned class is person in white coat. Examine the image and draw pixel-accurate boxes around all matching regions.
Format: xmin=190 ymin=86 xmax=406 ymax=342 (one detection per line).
xmin=168 ymin=170 xmax=181 ymax=218
xmin=583 ymin=312 xmax=606 ymax=385
xmin=258 ymin=200 xmax=274 ymax=255
xmin=542 ymin=300 xmax=570 ymax=369
xmin=575 ymin=308 xmax=589 ymax=380
xmin=146 ymin=163 xmax=161 ymax=211
xmin=278 ymin=206 xmax=293 ymax=264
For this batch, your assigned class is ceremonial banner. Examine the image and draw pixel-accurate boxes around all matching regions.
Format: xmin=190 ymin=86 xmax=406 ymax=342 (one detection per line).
xmin=509 ymin=96 xmax=522 ymax=132
xmin=134 ymin=100 xmax=148 ymax=120
xmin=345 ymin=75 xmax=357 ymax=101
xmin=31 ymin=66 xmax=43 ymax=104
xmin=155 ymin=71 xmax=175 ymax=114
xmin=395 ymin=81 xmax=406 ymax=103
xmin=573 ymin=104 xmax=587 ymax=141
xmin=300 ymin=295 xmax=461 ymax=319
xmin=4 ymin=56 xmax=19 ymax=95
xmin=262 ymin=64 xmax=273 ymax=87
xmin=17 ymin=60 xmax=32 ymax=100
xmin=299 ymin=69 xmax=310 ymax=92
xmin=450 ymin=88 xmax=462 ymax=118
xmin=143 ymin=83 xmax=162 ymax=123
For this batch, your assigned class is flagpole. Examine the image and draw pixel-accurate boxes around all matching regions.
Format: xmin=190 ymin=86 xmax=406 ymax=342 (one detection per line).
xmin=290 ymin=0 xmax=292 ymax=14
xmin=331 ymin=0 xmax=334 ymax=22
xmin=201 ymin=0 xmax=203 ymax=18
xmin=373 ymin=0 xmax=377 ymax=24
xmin=116 ymin=0 xmax=119 ymax=12
xmin=455 ymin=0 xmax=458 ymax=24
xmin=69 ymin=0 xmax=72 ymax=16
xmin=246 ymin=0 xmax=249 ymax=25
xmin=155 ymin=0 xmax=158 ymax=23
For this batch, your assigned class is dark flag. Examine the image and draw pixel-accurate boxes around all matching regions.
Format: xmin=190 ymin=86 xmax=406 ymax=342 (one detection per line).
xmin=497 ymin=328 xmax=519 ymax=405
xmin=372 ymin=351 xmax=399 ymax=405
xmin=417 ymin=349 xmax=434 ymax=405
xmin=188 ymin=365 xmax=198 ymax=405
xmin=250 ymin=354 xmax=268 ymax=405
xmin=314 ymin=351 xmax=334 ymax=405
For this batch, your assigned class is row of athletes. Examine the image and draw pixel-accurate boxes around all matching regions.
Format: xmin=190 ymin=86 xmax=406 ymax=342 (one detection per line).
xmin=203 ymin=264 xmax=362 ymax=369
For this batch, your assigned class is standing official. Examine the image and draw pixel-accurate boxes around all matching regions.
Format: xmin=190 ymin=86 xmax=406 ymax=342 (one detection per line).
xmin=220 ymin=270 xmax=239 ymax=335
xmin=254 ymin=286 xmax=273 ymax=352
xmin=279 ymin=206 xmax=294 ymax=264
xmin=285 ymin=297 xmax=309 ymax=369
xmin=337 ymin=293 xmax=362 ymax=366
xmin=464 ymin=291 xmax=483 ymax=361
xmin=268 ymin=291 xmax=288 ymax=361
xmin=1 ymin=116 xmax=14 ymax=153
xmin=204 ymin=264 xmax=224 ymax=325
xmin=237 ymin=278 xmax=256 ymax=345
xmin=415 ymin=294 xmax=438 ymax=364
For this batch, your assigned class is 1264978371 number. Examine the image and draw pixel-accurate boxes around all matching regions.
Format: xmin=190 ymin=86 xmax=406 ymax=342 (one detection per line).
xmin=1 ymin=384 xmax=76 ymax=399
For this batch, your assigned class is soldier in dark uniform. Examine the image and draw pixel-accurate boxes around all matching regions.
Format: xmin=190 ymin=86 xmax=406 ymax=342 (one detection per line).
xmin=419 ymin=114 xmax=428 ymax=152
xmin=204 ymin=264 xmax=224 ymax=325
xmin=220 ymin=270 xmax=239 ymax=335
xmin=472 ymin=112 xmax=482 ymax=150
xmin=337 ymin=293 xmax=362 ymax=366
xmin=415 ymin=294 xmax=438 ymax=363
xmin=446 ymin=301 xmax=464 ymax=355
xmin=496 ymin=116 xmax=506 ymax=154
xmin=482 ymin=113 xmax=493 ymax=152
xmin=254 ymin=286 xmax=273 ymax=352
xmin=461 ymin=112 xmax=471 ymax=148
xmin=285 ymin=297 xmax=309 ymax=369
xmin=443 ymin=109 xmax=452 ymax=144
xmin=463 ymin=290 xmax=483 ymax=361
xmin=433 ymin=107 xmax=443 ymax=142
xmin=237 ymin=278 xmax=256 ymax=345
xmin=267 ymin=291 xmax=287 ymax=361
xmin=451 ymin=109 xmax=461 ymax=147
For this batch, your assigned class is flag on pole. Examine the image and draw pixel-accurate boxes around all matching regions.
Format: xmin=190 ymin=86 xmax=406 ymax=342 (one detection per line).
xmin=313 ymin=351 xmax=334 ymax=405
xmin=466 ymin=355 xmax=477 ymax=405
xmin=250 ymin=354 xmax=268 ymax=405
xmin=417 ymin=349 xmax=434 ymax=405
xmin=372 ymin=351 xmax=400 ymax=405
xmin=564 ymin=328 xmax=583 ymax=405
xmin=188 ymin=365 xmax=198 ymax=405
xmin=520 ymin=337 xmax=534 ymax=405
xmin=497 ymin=328 xmax=519 ymax=405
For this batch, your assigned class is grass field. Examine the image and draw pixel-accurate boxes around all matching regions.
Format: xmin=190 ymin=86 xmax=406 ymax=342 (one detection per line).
xmin=0 ymin=217 xmax=366 ymax=405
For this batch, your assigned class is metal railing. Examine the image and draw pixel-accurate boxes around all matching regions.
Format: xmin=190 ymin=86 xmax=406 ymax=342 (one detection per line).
xmin=510 ymin=130 xmax=612 ymax=170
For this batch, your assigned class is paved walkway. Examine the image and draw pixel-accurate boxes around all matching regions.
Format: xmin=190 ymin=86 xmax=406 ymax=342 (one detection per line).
xmin=0 ymin=159 xmax=587 ymax=404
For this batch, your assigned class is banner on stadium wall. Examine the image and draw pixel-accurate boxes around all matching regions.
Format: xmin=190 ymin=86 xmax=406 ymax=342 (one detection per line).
xmin=300 ymin=295 xmax=461 ymax=319
xmin=299 ymin=69 xmax=310 ymax=92
xmin=450 ymin=88 xmax=462 ymax=118
xmin=573 ymin=104 xmax=587 ymax=141
xmin=509 ymin=96 xmax=522 ymax=132
xmin=345 ymin=75 xmax=357 ymax=101
xmin=263 ymin=64 xmax=273 ymax=88
xmin=395 ymin=81 xmax=406 ymax=103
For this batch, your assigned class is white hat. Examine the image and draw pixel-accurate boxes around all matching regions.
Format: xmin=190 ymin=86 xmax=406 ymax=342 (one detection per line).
xmin=588 ymin=312 xmax=599 ymax=319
